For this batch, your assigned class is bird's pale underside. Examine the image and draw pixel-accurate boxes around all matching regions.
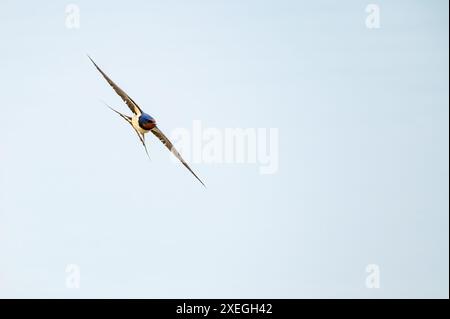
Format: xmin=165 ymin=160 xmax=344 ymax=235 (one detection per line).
xmin=88 ymin=55 xmax=206 ymax=187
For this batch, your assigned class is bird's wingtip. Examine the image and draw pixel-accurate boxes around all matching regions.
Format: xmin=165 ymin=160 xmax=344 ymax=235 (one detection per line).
xmin=86 ymin=54 xmax=96 ymax=65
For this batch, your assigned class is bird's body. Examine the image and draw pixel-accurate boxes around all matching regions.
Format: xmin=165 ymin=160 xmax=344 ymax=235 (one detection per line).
xmin=131 ymin=115 xmax=147 ymax=134
xmin=132 ymin=113 xmax=156 ymax=134
xmin=88 ymin=55 xmax=205 ymax=187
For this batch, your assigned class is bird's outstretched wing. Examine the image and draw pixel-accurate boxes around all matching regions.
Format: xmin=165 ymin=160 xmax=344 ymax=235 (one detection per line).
xmin=89 ymin=55 xmax=143 ymax=116
xmin=103 ymin=102 xmax=150 ymax=159
xmin=151 ymin=126 xmax=206 ymax=187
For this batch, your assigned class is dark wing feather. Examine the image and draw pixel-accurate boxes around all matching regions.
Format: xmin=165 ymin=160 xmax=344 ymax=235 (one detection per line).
xmin=151 ymin=126 xmax=206 ymax=187
xmin=133 ymin=130 xmax=151 ymax=160
xmin=103 ymin=102 xmax=150 ymax=159
xmin=89 ymin=56 xmax=143 ymax=115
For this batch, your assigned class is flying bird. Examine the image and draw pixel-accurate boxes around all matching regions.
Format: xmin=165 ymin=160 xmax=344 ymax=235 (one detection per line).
xmin=88 ymin=56 xmax=205 ymax=187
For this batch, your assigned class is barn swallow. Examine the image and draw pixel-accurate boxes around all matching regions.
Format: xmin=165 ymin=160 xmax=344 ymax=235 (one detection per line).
xmin=88 ymin=56 xmax=205 ymax=187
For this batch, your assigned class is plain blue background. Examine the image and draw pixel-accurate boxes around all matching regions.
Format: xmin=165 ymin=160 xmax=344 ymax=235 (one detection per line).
xmin=0 ymin=0 xmax=448 ymax=298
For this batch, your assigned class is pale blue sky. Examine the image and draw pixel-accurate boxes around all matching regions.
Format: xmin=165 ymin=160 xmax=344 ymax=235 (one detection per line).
xmin=0 ymin=0 xmax=448 ymax=298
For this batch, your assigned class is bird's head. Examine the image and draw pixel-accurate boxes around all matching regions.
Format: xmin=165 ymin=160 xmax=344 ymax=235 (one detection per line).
xmin=138 ymin=113 xmax=156 ymax=130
